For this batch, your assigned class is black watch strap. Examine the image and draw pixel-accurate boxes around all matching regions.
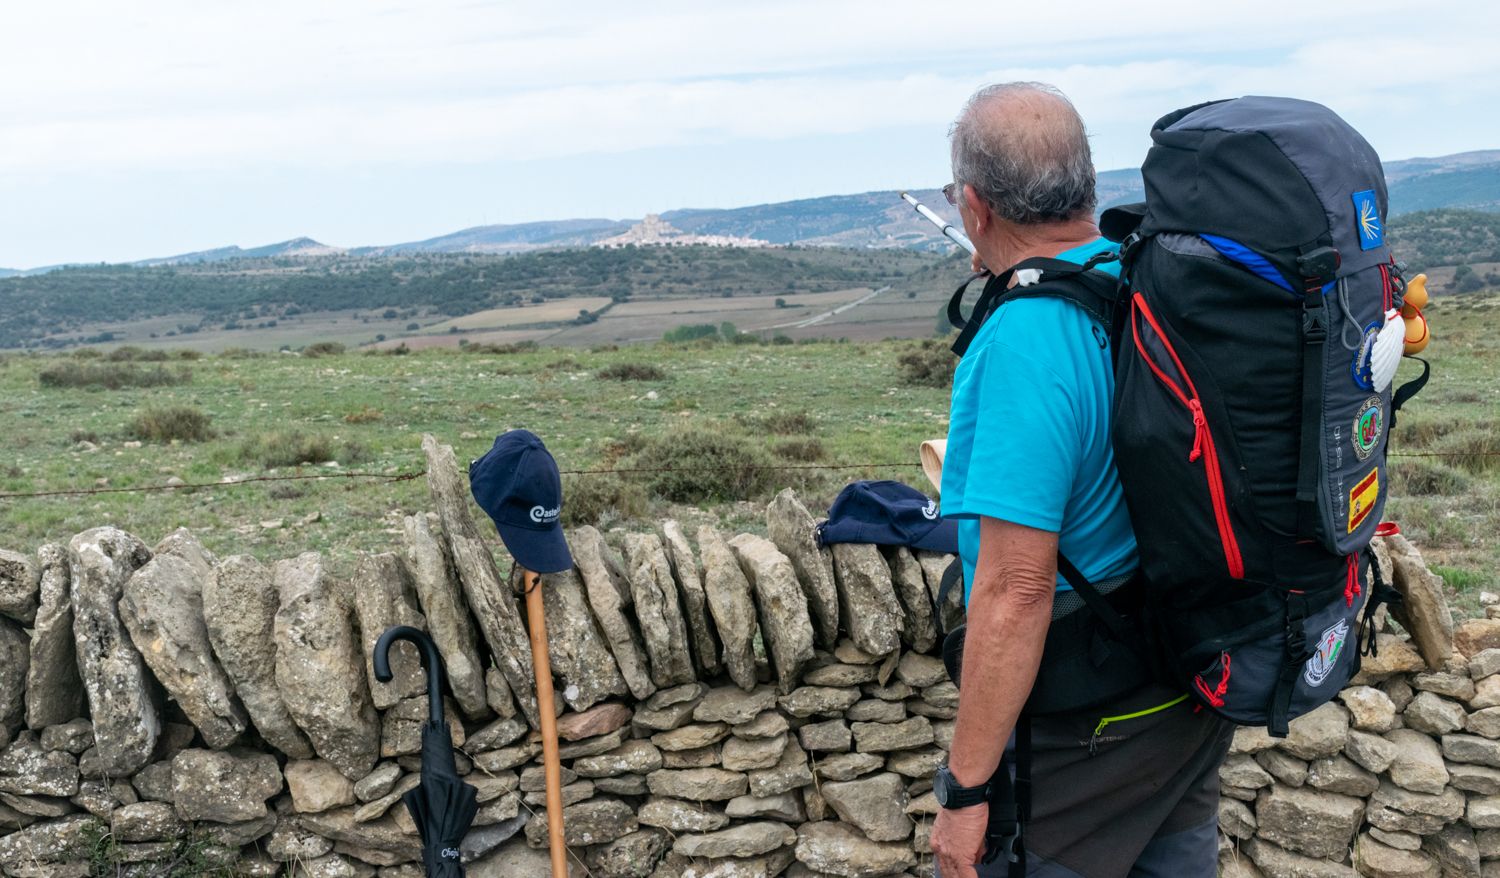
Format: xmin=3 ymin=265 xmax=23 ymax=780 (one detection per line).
xmin=936 ymin=764 xmax=990 ymax=809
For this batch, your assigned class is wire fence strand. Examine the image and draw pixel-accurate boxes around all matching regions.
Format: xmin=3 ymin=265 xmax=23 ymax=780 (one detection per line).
xmin=0 ymin=451 xmax=1493 ymax=501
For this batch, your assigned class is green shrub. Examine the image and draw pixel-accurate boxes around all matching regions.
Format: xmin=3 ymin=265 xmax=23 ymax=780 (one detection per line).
xmin=239 ymin=430 xmax=365 ymax=468
xmin=38 ymin=362 xmax=191 ymax=390
xmin=175 ymin=349 xmax=204 ymax=361
xmin=343 ymin=406 xmax=384 ymax=424
xmin=69 ymin=428 xmax=99 ymax=445
xmin=896 ymin=337 xmax=957 ymax=388
xmin=1390 ymin=459 xmax=1472 ymax=496
xmin=598 ymin=363 xmax=668 ymax=381
xmin=303 ymin=341 xmax=346 ymax=357
xmin=218 ymin=347 xmax=262 ymax=360
xmin=106 ymin=346 xmax=168 ymax=362
xmin=626 ymin=428 xmax=778 ymax=503
xmin=465 ymin=340 xmax=538 ymax=355
xmin=562 ymin=474 xmax=650 ymax=527
xmin=773 ymin=438 xmax=827 ymax=461
xmin=663 ymin=324 xmax=720 ymax=343
xmin=1431 ymin=428 xmax=1500 ymax=474
xmin=127 ymin=406 xmax=214 ymax=443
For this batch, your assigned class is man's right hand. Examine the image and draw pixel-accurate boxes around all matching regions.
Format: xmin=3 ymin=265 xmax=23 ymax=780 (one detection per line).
xmin=931 ymin=802 xmax=990 ymax=878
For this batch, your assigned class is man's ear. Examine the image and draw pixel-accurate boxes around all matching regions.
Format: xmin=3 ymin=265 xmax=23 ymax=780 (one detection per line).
xmin=961 ymin=184 xmax=989 ymax=235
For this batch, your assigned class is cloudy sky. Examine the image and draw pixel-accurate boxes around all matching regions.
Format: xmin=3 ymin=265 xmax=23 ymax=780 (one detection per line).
xmin=3 ymin=0 xmax=1497 ymax=267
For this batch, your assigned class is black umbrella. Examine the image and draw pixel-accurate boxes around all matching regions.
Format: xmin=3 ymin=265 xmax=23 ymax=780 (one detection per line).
xmin=375 ymin=625 xmax=479 ymax=877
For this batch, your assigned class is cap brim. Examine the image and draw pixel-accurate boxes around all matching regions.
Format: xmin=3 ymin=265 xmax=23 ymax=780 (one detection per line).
xmin=911 ymin=518 xmax=960 ymax=555
xmin=494 ymin=522 xmax=574 ymax=574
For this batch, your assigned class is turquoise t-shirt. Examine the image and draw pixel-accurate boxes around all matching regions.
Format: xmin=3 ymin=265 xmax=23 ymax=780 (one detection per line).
xmin=940 ymin=238 xmax=1138 ymax=601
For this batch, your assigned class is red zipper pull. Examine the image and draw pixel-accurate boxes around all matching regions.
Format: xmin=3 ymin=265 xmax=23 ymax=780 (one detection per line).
xmin=1188 ymin=399 xmax=1206 ymax=462
xmin=1345 ymin=555 xmax=1361 ymax=607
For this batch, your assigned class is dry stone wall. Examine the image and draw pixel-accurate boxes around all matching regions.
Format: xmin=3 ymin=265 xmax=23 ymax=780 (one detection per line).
xmin=0 ymin=434 xmax=1484 ymax=878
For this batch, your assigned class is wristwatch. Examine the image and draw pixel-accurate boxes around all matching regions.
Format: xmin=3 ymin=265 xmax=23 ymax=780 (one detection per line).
xmin=933 ymin=763 xmax=990 ymax=809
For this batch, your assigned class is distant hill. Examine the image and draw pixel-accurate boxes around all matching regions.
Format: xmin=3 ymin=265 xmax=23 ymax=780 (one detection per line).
xmin=134 ymin=236 xmax=341 ymax=267
xmin=0 ymin=268 xmax=18 ymax=279
xmin=1388 ymin=209 xmax=1500 ymax=267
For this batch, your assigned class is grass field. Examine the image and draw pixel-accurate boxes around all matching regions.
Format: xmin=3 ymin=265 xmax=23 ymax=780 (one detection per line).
xmin=1 ymin=291 xmax=1495 ymax=610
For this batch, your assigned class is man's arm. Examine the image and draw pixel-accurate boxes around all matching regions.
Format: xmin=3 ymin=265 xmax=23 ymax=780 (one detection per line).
xmin=931 ymin=516 xmax=1058 ymax=878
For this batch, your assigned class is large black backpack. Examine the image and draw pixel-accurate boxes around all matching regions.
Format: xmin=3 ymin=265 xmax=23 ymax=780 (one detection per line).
xmin=948 ymin=96 xmax=1426 ymax=737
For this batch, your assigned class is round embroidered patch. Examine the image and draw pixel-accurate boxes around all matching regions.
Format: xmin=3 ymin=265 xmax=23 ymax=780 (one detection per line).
xmin=1353 ymin=396 xmax=1383 ymax=461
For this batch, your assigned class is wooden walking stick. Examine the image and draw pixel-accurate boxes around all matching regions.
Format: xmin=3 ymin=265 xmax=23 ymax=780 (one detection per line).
xmin=523 ymin=568 xmax=568 ymax=877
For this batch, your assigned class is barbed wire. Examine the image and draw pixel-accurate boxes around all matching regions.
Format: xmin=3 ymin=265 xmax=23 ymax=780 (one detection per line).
xmin=0 ymin=452 xmax=1494 ymax=501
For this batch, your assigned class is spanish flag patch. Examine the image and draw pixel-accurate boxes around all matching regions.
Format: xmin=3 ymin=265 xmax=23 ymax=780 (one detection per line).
xmin=1349 ymin=469 xmax=1379 ymax=533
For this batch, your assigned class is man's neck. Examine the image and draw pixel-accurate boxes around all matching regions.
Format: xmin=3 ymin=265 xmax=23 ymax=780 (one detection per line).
xmin=984 ymin=216 xmax=1101 ymax=273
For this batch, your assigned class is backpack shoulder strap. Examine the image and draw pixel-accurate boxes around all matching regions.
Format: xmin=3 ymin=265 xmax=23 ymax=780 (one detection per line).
xmin=949 ymin=253 xmax=1123 ymax=358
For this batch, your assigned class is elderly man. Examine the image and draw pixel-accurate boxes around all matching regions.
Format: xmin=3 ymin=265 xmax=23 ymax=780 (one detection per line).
xmin=929 ymin=83 xmax=1232 ymax=878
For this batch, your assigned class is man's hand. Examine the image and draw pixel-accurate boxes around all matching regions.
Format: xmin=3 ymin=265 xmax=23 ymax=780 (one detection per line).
xmin=931 ymin=803 xmax=990 ymax=878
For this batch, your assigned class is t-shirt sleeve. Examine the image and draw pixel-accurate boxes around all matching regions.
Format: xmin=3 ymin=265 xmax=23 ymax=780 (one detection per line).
xmin=942 ymin=334 xmax=1082 ymax=532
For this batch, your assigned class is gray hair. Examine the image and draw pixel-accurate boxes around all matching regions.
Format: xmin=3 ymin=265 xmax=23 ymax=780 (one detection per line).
xmin=949 ymin=82 xmax=1096 ymax=225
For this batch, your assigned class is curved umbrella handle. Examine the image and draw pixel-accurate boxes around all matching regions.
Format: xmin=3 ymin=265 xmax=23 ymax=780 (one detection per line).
xmin=374 ymin=625 xmax=445 ymax=727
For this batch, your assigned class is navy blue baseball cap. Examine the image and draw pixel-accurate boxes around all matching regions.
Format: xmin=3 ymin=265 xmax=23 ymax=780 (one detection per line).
xmin=468 ymin=430 xmax=573 ymax=574
xmin=817 ymin=480 xmax=958 ymax=554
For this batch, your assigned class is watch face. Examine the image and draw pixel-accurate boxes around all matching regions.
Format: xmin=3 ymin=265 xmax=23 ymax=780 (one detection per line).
xmin=934 ymin=767 xmax=953 ymax=806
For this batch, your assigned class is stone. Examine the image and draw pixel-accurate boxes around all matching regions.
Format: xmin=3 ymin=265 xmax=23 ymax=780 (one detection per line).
xmin=1473 ymin=677 xmax=1500 ymax=710
xmin=1471 ymin=649 xmax=1500 ymax=680
xmin=171 ymin=748 xmax=282 ymax=823
xmin=119 ymin=540 xmax=248 ymax=749
xmin=882 ymin=548 xmax=937 ymax=653
xmin=852 ymin=717 xmax=933 ymax=753
xmin=464 ymin=716 xmax=530 ymax=753
xmin=834 ymin=640 xmax=883 ymax=665
xmin=623 ymin=532 xmax=698 ymax=688
xmin=557 ymin=703 xmax=632 ymax=741
xmin=726 ymin=791 xmax=805 ymax=822
xmin=1458 ymin=619 xmax=1500 ymax=663
xmin=204 ymin=554 xmax=316 ymax=759
xmin=24 ymin=545 xmax=83 ymax=730
xmin=639 ymin=796 xmax=731 ymax=832
xmin=0 ymin=791 xmax=73 ymax=818
xmin=1278 ymin=702 xmax=1349 ymax=760
xmin=274 ymin=553 xmax=381 ymax=779
xmin=286 ymin=759 xmax=358 ymax=813
xmin=652 ymin=722 xmax=730 ymax=752
xmin=595 ymin=774 xmax=648 ymax=796
xmin=1370 ymin=827 xmax=1424 ymax=851
xmin=349 ymin=553 xmax=428 ymax=712
xmin=799 ymin=719 xmax=851 ymax=752
xmin=1354 ymin=834 xmax=1441 ymax=878
xmin=110 ymin=801 xmax=185 ymax=842
xmin=400 ymin=513 xmax=489 ymax=717
xmin=356 ymin=774 xmax=422 ymax=822
xmin=674 ymin=821 xmax=796 ymax=859
xmin=1387 ymin=729 xmax=1450 ymax=794
xmin=821 ymin=772 xmax=911 ymax=842
xmin=0 ymin=814 xmax=100 ymax=874
xmin=38 ymin=720 xmax=91 ymax=755
xmin=1241 ymin=837 xmax=1354 ymax=878
xmin=830 ymin=543 xmax=903 ymax=657
xmin=203 ymin=812 xmax=278 ymax=847
xmin=1347 ymin=729 xmax=1400 ymax=773
xmin=1470 ymin=797 xmax=1500 ymax=829
xmin=574 ymin=525 xmax=658 ymax=700
xmin=1231 ymin=725 xmax=1279 ymax=755
xmin=1220 ymin=797 xmax=1256 ymax=840
xmin=779 ymin=686 xmax=861 ymax=718
xmin=68 ymin=527 xmax=157 ymax=776
xmin=472 ymin=742 xmax=540 ymax=773
xmin=354 ymin=763 xmax=403 ymax=802
xmin=1385 ymin=677 xmax=1417 ymax=712
xmin=1470 ymin=708 xmax=1500 ymax=739
xmin=520 ymin=764 xmax=578 ymax=792
xmin=1444 ymin=733 xmax=1500 ymax=767
xmin=730 ymin=534 xmax=816 ymax=693
xmin=559 ymin=727 xmax=630 ymax=760
xmin=1450 ymin=762 xmax=1500 ymax=794
xmin=662 ymin=746 xmax=719 ymax=769
xmin=470 ymin=772 xmax=520 ymax=803
xmin=1255 ymin=750 xmax=1308 ymax=787
xmin=894 ymin=653 xmax=947 ymax=690
xmin=766 ymin=489 xmax=840 ymax=647
xmin=683 ymin=850 xmax=797 ymax=878
xmin=847 ymin=699 xmax=906 ymax=724
xmin=0 ymin=619 xmax=25 ymax=747
xmin=662 ymin=521 xmax=723 ymax=677
xmin=1367 ymin=780 xmax=1466 ymax=835
xmin=886 ymin=747 xmax=945 ymax=779
xmin=468 ymin=836 xmax=559 ymax=877
xmin=804 ymin=662 xmax=880 ymax=687
xmin=1340 ymin=686 xmax=1398 ymax=732
xmin=267 ymin=816 xmax=337 ymax=860
xmin=1423 ymin=822 xmax=1480 ymax=878
xmin=1404 ymin=692 xmax=1467 ymax=737
xmin=460 ymin=815 xmax=528 ymax=863
xmin=1413 ymin=671 xmax=1476 ymax=700
xmin=696 ymin=526 xmax=762 ymax=691
xmin=524 ymin=798 xmax=638 ymax=847
xmin=423 ymin=436 xmax=540 ymax=723
xmin=1305 ymin=754 xmax=1379 ymax=797
xmin=794 ymin=821 xmax=916 ymax=877
xmin=532 ymin=565 xmax=634 ymax=711
xmin=697 ymin=685 xmax=778 ymax=725
xmin=1352 ymin=635 xmax=1427 ymax=685
xmin=0 ymin=550 xmax=39 ymax=625
xmin=575 ymin=740 xmax=664 ymax=778
xmin=748 ymin=740 xmax=814 ymax=797
xmin=299 ymin=808 xmax=424 ymax=862
xmin=1221 ymin=754 xmax=1274 ymax=790
xmin=647 ymin=767 xmax=748 ymax=801
xmin=733 ymin=710 xmax=791 ymax=740
xmin=1381 ymin=531 xmax=1454 ymax=669
xmin=1254 ymin=782 xmax=1364 ymax=859
xmin=723 ymin=735 xmax=789 ymax=771
xmin=817 ymin=752 xmax=886 ymax=782
xmin=588 ymin=827 xmax=670 ymax=878
xmin=473 ymin=791 xmax=521 ymax=825
xmin=522 ymin=779 xmax=593 ymax=808
xmin=1480 ymin=828 xmax=1500 ymax=858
